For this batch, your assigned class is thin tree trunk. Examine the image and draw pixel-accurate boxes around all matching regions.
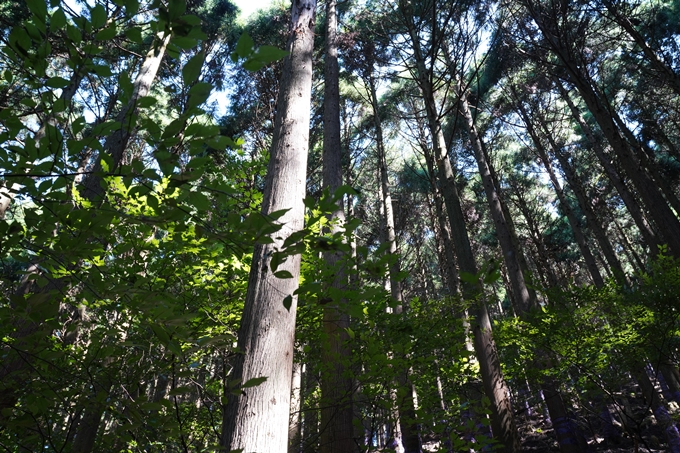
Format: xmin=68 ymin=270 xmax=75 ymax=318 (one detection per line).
xmin=511 ymin=185 xmax=560 ymax=289
xmin=532 ymin=106 xmax=627 ymax=284
xmin=220 ymin=0 xmax=316 ymax=450
xmin=613 ymin=113 xmax=680 ymax=217
xmin=613 ymin=218 xmax=646 ymax=272
xmin=552 ymin=147 xmax=625 ymax=282
xmin=410 ymin=57 xmax=519 ymax=453
xmin=458 ymin=86 xmax=537 ymax=313
xmin=320 ymin=0 xmax=355 ymax=449
xmin=290 ymin=361 xmax=303 ymax=453
xmin=367 ymin=71 xmax=421 ymax=453
xmin=515 ymin=98 xmax=605 ymax=287
xmin=553 ymin=78 xmax=661 ymax=254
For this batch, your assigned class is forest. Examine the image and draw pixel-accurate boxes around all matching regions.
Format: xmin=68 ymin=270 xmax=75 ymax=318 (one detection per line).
xmin=1 ymin=0 xmax=680 ymax=451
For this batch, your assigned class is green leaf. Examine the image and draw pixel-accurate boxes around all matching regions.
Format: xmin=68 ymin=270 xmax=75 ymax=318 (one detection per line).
xmin=95 ymin=25 xmax=117 ymax=41
xmin=124 ymin=26 xmax=143 ymax=43
xmin=333 ymin=184 xmax=358 ymax=199
xmin=242 ymin=59 xmax=265 ymax=72
xmin=26 ymin=0 xmax=47 ymax=23
xmin=274 ymin=270 xmax=293 ymax=279
xmin=150 ymin=323 xmax=171 ymax=344
xmin=92 ymin=65 xmax=113 ymax=77
xmin=254 ymin=45 xmax=288 ymax=64
xmin=161 ymin=118 xmax=185 ymax=139
xmin=241 ymin=376 xmax=267 ymax=389
xmin=168 ymin=0 xmax=186 ymax=20
xmin=186 ymin=82 xmax=212 ymax=109
xmin=90 ymin=4 xmax=107 ymax=29
xmin=182 ymin=52 xmax=204 ymax=86
xmin=283 ymin=295 xmax=293 ymax=311
xmin=137 ymin=96 xmax=157 ymax=108
xmin=168 ymin=386 xmax=192 ymax=396
xmin=188 ymin=191 xmax=210 ymax=211
xmin=66 ymin=24 xmax=82 ymax=43
xmin=50 ymin=8 xmax=67 ymax=32
xmin=483 ymin=269 xmax=501 ymax=284
xmin=170 ymin=36 xmax=197 ymax=50
xmin=123 ymin=0 xmax=139 ymax=16
xmin=234 ymin=33 xmax=254 ymax=59
xmin=460 ymin=272 xmax=479 ymax=285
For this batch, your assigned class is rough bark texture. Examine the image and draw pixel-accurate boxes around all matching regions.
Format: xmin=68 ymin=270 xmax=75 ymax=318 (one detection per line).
xmin=220 ymin=0 xmax=315 ymax=450
xmin=320 ymin=0 xmax=355 ymax=449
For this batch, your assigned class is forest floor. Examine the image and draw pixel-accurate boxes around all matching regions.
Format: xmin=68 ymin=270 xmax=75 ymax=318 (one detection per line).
xmin=518 ymin=415 xmax=667 ymax=452
xmin=419 ymin=397 xmax=671 ymax=452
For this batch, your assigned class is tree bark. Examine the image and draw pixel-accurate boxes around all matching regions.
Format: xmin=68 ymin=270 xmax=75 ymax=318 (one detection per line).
xmin=320 ymin=0 xmax=355 ymax=449
xmin=553 ymin=78 xmax=661 ymax=255
xmin=220 ymin=0 xmax=316 ymax=450
xmin=515 ymin=97 xmax=605 ymax=288
xmin=399 ymin=14 xmax=519 ymax=448
xmin=367 ymin=70 xmax=421 ymax=453
xmin=458 ymin=86 xmax=537 ymax=313
xmin=289 ymin=361 xmax=303 ymax=453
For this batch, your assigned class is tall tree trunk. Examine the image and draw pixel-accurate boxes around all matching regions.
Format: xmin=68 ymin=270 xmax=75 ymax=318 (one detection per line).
xmin=529 ymin=103 xmax=627 ymax=284
xmin=514 ymin=97 xmax=605 ymax=288
xmin=320 ymin=0 xmax=355 ymax=450
xmin=220 ymin=0 xmax=316 ymax=450
xmin=458 ymin=86 xmax=537 ymax=313
xmin=553 ymin=78 xmax=661 ymax=254
xmin=552 ymin=145 xmax=625 ymax=279
xmin=402 ymin=21 xmax=519 ymax=448
xmin=367 ymin=71 xmax=421 ymax=453
xmin=413 ymin=103 xmax=460 ymax=296
xmin=510 ymin=185 xmax=561 ymax=289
